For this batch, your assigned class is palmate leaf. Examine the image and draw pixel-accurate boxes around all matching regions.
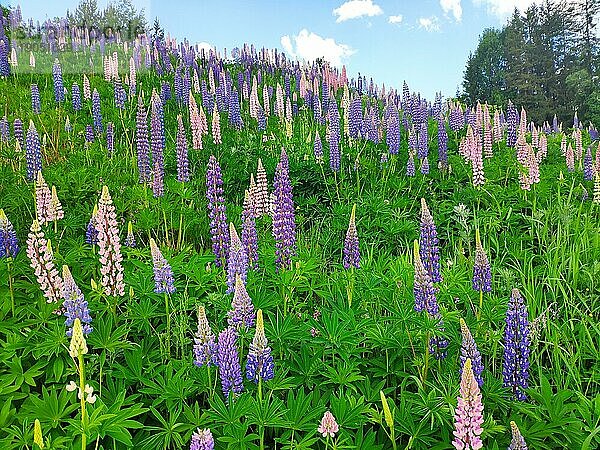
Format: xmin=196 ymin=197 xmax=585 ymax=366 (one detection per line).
xmin=19 ymin=386 xmax=78 ymax=428
xmin=206 ymin=393 xmax=254 ymax=429
xmin=90 ymin=391 xmax=148 ymax=447
xmin=136 ymin=406 xmax=188 ymax=450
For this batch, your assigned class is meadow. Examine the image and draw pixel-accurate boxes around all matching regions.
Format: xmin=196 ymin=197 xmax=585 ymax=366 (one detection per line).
xmin=0 ymin=12 xmax=599 ymax=450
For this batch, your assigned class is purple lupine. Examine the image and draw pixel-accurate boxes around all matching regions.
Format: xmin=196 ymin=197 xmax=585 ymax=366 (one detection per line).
xmin=386 ymin=109 xmax=400 ymax=155
xmin=0 ymin=209 xmax=19 ymax=258
xmin=349 ymin=97 xmax=363 ymax=139
xmin=150 ymin=92 xmax=165 ymax=174
xmin=437 ymin=116 xmax=448 ymax=168
xmin=417 ymin=122 xmax=428 ymax=159
xmin=150 ymin=238 xmax=176 ymax=294
xmin=226 ymin=223 xmax=248 ymax=294
xmin=106 ymin=122 xmax=114 ymax=157
xmin=314 ymin=130 xmax=323 ymax=163
xmin=217 ymin=326 xmax=244 ymax=400
xmin=0 ymin=116 xmax=8 ymax=143
xmin=228 ymin=88 xmax=244 ymax=130
xmin=26 ymin=120 xmax=42 ymax=181
xmin=406 ymin=151 xmax=416 ymax=176
xmin=85 ymin=205 xmax=99 ymax=245
xmin=114 ymin=82 xmax=126 ymax=109
xmin=176 ymin=115 xmax=190 ymax=182
xmin=136 ymin=96 xmax=151 ymax=183
xmin=459 ymin=318 xmax=484 ymax=387
xmin=502 ymin=288 xmax=530 ymax=401
xmin=228 ymin=274 xmax=255 ymax=329
xmin=257 ymin=104 xmax=266 ymax=131
xmin=241 ymin=190 xmax=258 ymax=268
xmin=190 ymin=428 xmax=214 ymax=450
xmin=193 ymin=305 xmax=218 ymax=367
xmin=508 ymin=422 xmax=528 ymax=450
xmin=473 ymin=229 xmax=492 ymax=293
xmin=328 ymin=100 xmax=341 ymax=172
xmin=246 ymin=309 xmax=274 ymax=383
xmin=419 ymin=198 xmax=441 ymax=283
xmin=343 ymin=204 xmax=360 ymax=269
xmin=13 ymin=118 xmax=24 ymax=148
xmin=0 ymin=40 xmax=10 ymax=77
xmin=272 ymin=148 xmax=296 ymax=270
xmin=52 ymin=59 xmax=65 ymax=103
xmin=85 ymin=124 xmax=94 ymax=143
xmin=413 ymin=240 xmax=439 ymax=315
xmin=72 ymin=83 xmax=82 ymax=111
xmin=507 ymin=101 xmax=518 ymax=147
xmin=583 ymin=146 xmax=593 ymax=181
xmin=31 ymin=84 xmax=41 ymax=114
xmin=62 ymin=265 xmax=93 ymax=337
xmin=206 ymin=155 xmax=229 ymax=267
xmin=152 ymin=160 xmax=164 ymax=197
xmin=449 ymin=104 xmax=463 ymax=132
xmin=92 ymin=89 xmax=103 ymax=133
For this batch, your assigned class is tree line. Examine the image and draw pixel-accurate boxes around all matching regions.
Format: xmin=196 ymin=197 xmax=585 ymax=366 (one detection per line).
xmin=462 ymin=0 xmax=599 ymax=127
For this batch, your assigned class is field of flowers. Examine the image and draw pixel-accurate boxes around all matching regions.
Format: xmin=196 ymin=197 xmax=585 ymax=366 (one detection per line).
xmin=0 ymin=8 xmax=599 ymax=450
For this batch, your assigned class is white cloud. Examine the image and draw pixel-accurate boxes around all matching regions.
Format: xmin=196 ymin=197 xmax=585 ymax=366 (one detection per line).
xmin=333 ymin=0 xmax=383 ymax=23
xmin=418 ymin=16 xmax=440 ymax=32
xmin=280 ymin=29 xmax=355 ymax=67
xmin=473 ymin=0 xmax=541 ymax=20
xmin=440 ymin=0 xmax=462 ymax=21
xmin=196 ymin=42 xmax=214 ymax=54
xmin=388 ymin=14 xmax=403 ymax=24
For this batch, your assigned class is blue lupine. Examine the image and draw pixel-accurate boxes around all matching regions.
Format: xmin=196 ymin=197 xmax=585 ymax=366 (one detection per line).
xmin=13 ymin=118 xmax=24 ymax=148
xmin=473 ymin=229 xmax=492 ymax=293
xmin=502 ymin=288 xmax=530 ymax=401
xmin=272 ymin=148 xmax=296 ymax=270
xmin=26 ymin=120 xmax=42 ymax=181
xmin=193 ymin=305 xmax=218 ymax=367
xmin=386 ymin=109 xmax=400 ymax=155
xmin=460 ymin=318 xmax=484 ymax=387
xmin=437 ymin=116 xmax=448 ymax=168
xmin=0 ymin=209 xmax=19 ymax=258
xmin=150 ymin=238 xmax=176 ymax=294
xmin=92 ymin=89 xmax=103 ymax=133
xmin=228 ymin=274 xmax=255 ymax=330
xmin=246 ymin=309 xmax=274 ymax=383
xmin=176 ymin=115 xmax=190 ymax=182
xmin=106 ymin=122 xmax=114 ymax=157
xmin=62 ymin=265 xmax=93 ymax=337
xmin=72 ymin=83 xmax=82 ymax=111
xmin=52 ymin=59 xmax=65 ymax=103
xmin=136 ymin=96 xmax=151 ymax=183
xmin=226 ymin=223 xmax=248 ymax=294
xmin=31 ymin=84 xmax=41 ymax=114
xmin=217 ymin=327 xmax=244 ymax=400
xmin=419 ymin=198 xmax=441 ymax=283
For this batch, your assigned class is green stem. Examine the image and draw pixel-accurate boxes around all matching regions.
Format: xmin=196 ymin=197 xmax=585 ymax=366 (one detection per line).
xmin=478 ymin=289 xmax=483 ymax=319
xmin=7 ymin=260 xmax=14 ymax=317
xmin=78 ymin=353 xmax=87 ymax=450
xmin=422 ymin=331 xmax=430 ymax=384
xmin=164 ymin=293 xmax=171 ymax=358
xmin=259 ymin=378 xmax=264 ymax=450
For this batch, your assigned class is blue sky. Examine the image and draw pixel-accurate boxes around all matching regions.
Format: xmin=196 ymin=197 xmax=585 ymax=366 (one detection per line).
xmin=4 ymin=0 xmax=539 ymax=99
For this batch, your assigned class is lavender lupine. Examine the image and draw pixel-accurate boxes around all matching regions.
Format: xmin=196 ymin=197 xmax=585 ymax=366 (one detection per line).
xmin=62 ymin=265 xmax=92 ymax=337
xmin=124 ymin=221 xmax=135 ymax=248
xmin=413 ymin=240 xmax=438 ymax=315
xmin=328 ymin=100 xmax=341 ymax=171
xmin=176 ymin=115 xmax=190 ymax=182
xmin=507 ymin=101 xmax=518 ymax=147
xmin=26 ymin=219 xmax=62 ymax=303
xmin=152 ymin=160 xmax=164 ymax=198
xmin=349 ymin=97 xmax=363 ymax=139
xmin=150 ymin=92 xmax=165 ymax=173
xmin=92 ymin=89 xmax=103 ymax=133
xmin=206 ymin=155 xmax=229 ymax=267
xmin=452 ymin=358 xmax=484 ymax=450
xmin=246 ymin=309 xmax=275 ymax=383
xmin=473 ymin=228 xmax=492 ymax=293
xmin=228 ymin=274 xmax=256 ymax=329
xmin=0 ymin=116 xmax=8 ymax=143
xmin=459 ymin=318 xmax=484 ymax=387
xmin=583 ymin=146 xmax=593 ymax=181
xmin=419 ymin=198 xmax=441 ymax=283
xmin=386 ymin=109 xmax=400 ymax=155
xmin=314 ymin=130 xmax=323 ymax=163
xmin=217 ymin=326 xmax=244 ymax=400
xmin=406 ymin=150 xmax=416 ymax=176
xmin=85 ymin=205 xmax=99 ymax=245
xmin=0 ymin=40 xmax=10 ymax=77
xmin=0 ymin=209 xmax=19 ymax=258
xmin=193 ymin=305 xmax=218 ymax=367
xmin=343 ymin=204 xmax=360 ymax=269
xmin=31 ymin=84 xmax=41 ymax=114
xmin=136 ymin=96 xmax=151 ymax=183
xmin=438 ymin=116 xmax=448 ymax=168
xmin=52 ymin=59 xmax=65 ymax=103
xmin=150 ymin=238 xmax=176 ymax=294
xmin=95 ymin=186 xmax=125 ymax=297
xmin=508 ymin=422 xmax=528 ymax=450
xmin=272 ymin=149 xmax=296 ymax=270
xmin=26 ymin=120 xmax=42 ymax=181
xmin=502 ymin=288 xmax=530 ymax=401
xmin=226 ymin=223 xmax=248 ymax=294
xmin=190 ymin=428 xmax=214 ymax=450
xmin=72 ymin=83 xmax=82 ymax=111
xmin=241 ymin=190 xmax=258 ymax=268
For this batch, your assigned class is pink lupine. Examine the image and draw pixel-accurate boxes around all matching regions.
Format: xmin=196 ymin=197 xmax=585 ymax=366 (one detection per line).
xmin=26 ymin=219 xmax=62 ymax=303
xmin=35 ymin=171 xmax=52 ymax=225
xmin=452 ymin=358 xmax=484 ymax=450
xmin=95 ymin=186 xmax=125 ymax=297
xmin=318 ymin=411 xmax=339 ymax=438
xmin=212 ymin=104 xmax=221 ymax=145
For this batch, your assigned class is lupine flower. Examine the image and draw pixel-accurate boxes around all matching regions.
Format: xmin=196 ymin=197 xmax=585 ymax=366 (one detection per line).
xmin=583 ymin=146 xmax=593 ymax=181
xmin=106 ymin=122 xmax=114 ymax=157
xmin=206 ymin=155 xmax=229 ymax=267
xmin=124 ymin=221 xmax=136 ymax=248
xmin=62 ymin=265 xmax=92 ymax=337
xmin=48 ymin=186 xmax=64 ymax=222
xmin=502 ymin=288 xmax=530 ymax=401
xmin=406 ymin=150 xmax=416 ymax=176
xmin=72 ymin=83 xmax=82 ymax=111
xmin=241 ymin=190 xmax=258 ymax=268
xmin=419 ymin=198 xmax=441 ymax=283
xmin=176 ymin=115 xmax=190 ymax=182
xmin=85 ymin=205 xmax=99 ymax=245
xmin=0 ymin=116 xmax=8 ymax=143
xmin=212 ymin=104 xmax=222 ymax=145
xmin=52 ymin=59 xmax=65 ymax=103
xmin=506 ymin=101 xmax=518 ymax=147
xmin=343 ymin=204 xmax=360 ymax=269
xmin=272 ymin=148 xmax=296 ymax=270
xmin=33 ymin=418 xmax=44 ymax=449
xmin=254 ymin=159 xmax=269 ymax=217
xmin=228 ymin=274 xmax=256 ymax=329
xmin=413 ymin=240 xmax=438 ymax=315
xmin=136 ymin=96 xmax=151 ymax=183
xmin=193 ymin=305 xmax=217 ymax=367
xmin=217 ymin=326 xmax=244 ymax=400
xmin=459 ymin=318 xmax=484 ymax=387
xmin=13 ymin=118 xmax=24 ymax=148
xmin=452 ymin=358 xmax=484 ymax=450
xmin=420 ymin=156 xmax=430 ymax=175
xmin=438 ymin=116 xmax=448 ymax=168
xmin=31 ymin=84 xmax=41 ymax=114
xmin=85 ymin=125 xmax=94 ymax=144
xmin=386 ymin=110 xmax=401 ymax=155
xmin=472 ymin=229 xmax=491 ymax=293
xmin=95 ymin=186 xmax=125 ymax=297
xmin=150 ymin=91 xmax=165 ymax=173
xmin=26 ymin=220 xmax=62 ymax=303
xmin=471 ymin=142 xmax=485 ymax=187
xmin=318 ymin=411 xmax=339 ymax=438
xmin=0 ymin=40 xmax=10 ymax=77
xmin=508 ymin=421 xmax=528 ymax=450
xmin=314 ymin=130 xmax=323 ymax=163
xmin=0 ymin=209 xmax=19 ymax=258
xmin=190 ymin=428 xmax=214 ymax=450
xmin=26 ymin=120 xmax=42 ymax=181
xmin=92 ymin=89 xmax=103 ymax=133
xmin=68 ymin=318 xmax=88 ymax=358
xmin=83 ymin=74 xmax=91 ymax=100
xmin=35 ymin=171 xmax=51 ymax=224
xmin=64 ymin=117 xmax=71 ymax=133
xmin=152 ymin=160 xmax=164 ymax=198
xmin=246 ymin=309 xmax=274 ymax=383
xmin=225 ymin=223 xmax=248 ymax=294
xmin=150 ymin=238 xmax=175 ymax=294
